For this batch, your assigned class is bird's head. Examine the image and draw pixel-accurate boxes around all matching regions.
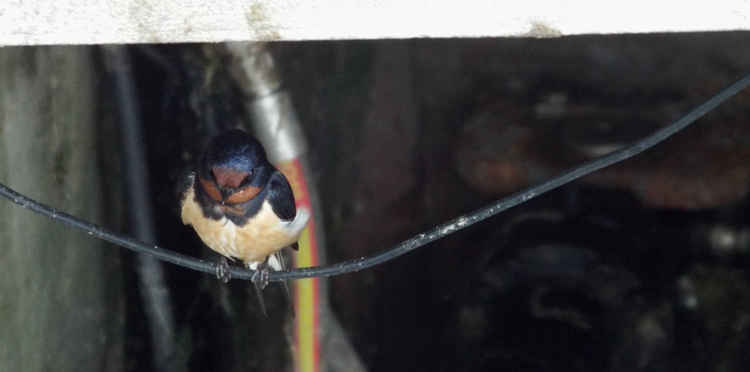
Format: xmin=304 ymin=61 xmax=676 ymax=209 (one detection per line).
xmin=197 ymin=129 xmax=272 ymax=208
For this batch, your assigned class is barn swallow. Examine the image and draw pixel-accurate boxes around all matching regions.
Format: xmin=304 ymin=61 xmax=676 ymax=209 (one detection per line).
xmin=179 ymin=129 xmax=309 ymax=315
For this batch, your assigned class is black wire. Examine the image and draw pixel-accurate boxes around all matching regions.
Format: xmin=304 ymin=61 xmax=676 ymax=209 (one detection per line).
xmin=1 ymin=73 xmax=749 ymax=282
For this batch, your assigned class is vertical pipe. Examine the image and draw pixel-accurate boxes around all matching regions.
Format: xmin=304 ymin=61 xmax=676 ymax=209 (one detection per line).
xmin=224 ymin=42 xmax=367 ymax=372
xmin=102 ymin=46 xmax=180 ymax=372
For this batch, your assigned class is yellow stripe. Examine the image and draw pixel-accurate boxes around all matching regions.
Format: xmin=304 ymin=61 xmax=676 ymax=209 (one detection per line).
xmin=278 ymin=160 xmax=318 ymax=372
xmin=295 ymin=227 xmax=316 ymax=372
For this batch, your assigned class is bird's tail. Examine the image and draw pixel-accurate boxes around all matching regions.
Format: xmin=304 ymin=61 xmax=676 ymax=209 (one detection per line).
xmin=251 ymin=250 xmax=295 ymax=317
xmin=287 ymin=206 xmax=311 ymax=234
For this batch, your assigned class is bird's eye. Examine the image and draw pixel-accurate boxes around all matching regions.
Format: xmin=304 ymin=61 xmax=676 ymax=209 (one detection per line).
xmin=199 ymin=177 xmax=222 ymax=202
xmin=240 ymin=173 xmax=252 ymax=186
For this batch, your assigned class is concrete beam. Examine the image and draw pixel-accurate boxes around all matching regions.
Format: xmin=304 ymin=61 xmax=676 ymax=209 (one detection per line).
xmin=2 ymin=0 xmax=749 ymax=46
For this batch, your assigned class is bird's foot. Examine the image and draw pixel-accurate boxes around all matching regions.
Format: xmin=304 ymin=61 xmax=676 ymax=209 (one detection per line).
xmin=250 ymin=261 xmax=270 ymax=316
xmin=251 ymin=264 xmax=270 ymax=291
xmin=216 ymin=257 xmax=232 ymax=283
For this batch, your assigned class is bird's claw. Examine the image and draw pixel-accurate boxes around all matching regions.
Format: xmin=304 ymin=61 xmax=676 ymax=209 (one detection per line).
xmin=250 ymin=262 xmax=270 ymax=316
xmin=216 ymin=257 xmax=232 ymax=283
xmin=251 ymin=265 xmax=270 ymax=291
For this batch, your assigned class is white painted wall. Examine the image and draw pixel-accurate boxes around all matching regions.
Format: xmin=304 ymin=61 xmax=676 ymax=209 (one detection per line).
xmin=1 ymin=0 xmax=749 ymax=45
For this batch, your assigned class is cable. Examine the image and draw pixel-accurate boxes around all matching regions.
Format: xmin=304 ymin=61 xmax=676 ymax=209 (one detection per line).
xmin=1 ymin=73 xmax=749 ymax=282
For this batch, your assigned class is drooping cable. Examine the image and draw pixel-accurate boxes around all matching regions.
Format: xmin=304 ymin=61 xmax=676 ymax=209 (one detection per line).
xmin=1 ymin=73 xmax=749 ymax=282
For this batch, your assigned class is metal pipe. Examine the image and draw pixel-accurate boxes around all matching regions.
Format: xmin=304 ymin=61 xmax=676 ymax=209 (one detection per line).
xmin=102 ymin=45 xmax=180 ymax=372
xmin=224 ymin=42 xmax=367 ymax=372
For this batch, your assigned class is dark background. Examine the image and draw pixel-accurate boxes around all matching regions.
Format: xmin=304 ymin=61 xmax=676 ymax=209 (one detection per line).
xmin=116 ymin=33 xmax=750 ymax=371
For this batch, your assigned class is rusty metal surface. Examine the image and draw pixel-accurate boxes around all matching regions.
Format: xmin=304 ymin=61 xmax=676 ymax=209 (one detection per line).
xmin=455 ymin=106 xmax=750 ymax=209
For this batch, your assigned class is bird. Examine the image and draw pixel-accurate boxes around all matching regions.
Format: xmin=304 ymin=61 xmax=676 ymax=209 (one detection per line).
xmin=179 ymin=128 xmax=309 ymax=315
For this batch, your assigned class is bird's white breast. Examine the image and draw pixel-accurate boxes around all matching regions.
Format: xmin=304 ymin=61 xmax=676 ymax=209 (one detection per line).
xmin=181 ymin=185 xmax=308 ymax=264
